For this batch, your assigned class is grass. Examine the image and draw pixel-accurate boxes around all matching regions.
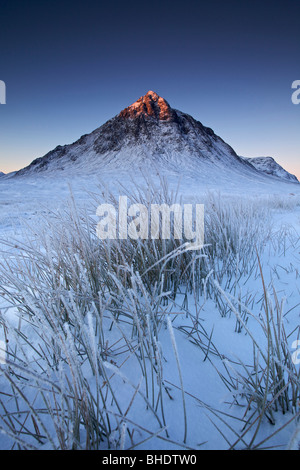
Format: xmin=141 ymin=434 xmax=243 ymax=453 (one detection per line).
xmin=0 ymin=177 xmax=299 ymax=449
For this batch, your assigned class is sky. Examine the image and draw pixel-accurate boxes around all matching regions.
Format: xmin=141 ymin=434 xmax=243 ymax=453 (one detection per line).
xmin=0 ymin=0 xmax=299 ymax=178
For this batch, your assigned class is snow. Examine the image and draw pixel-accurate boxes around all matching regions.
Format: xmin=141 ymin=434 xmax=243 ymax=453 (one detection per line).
xmin=0 ymin=91 xmax=299 ymax=450
xmin=242 ymin=156 xmax=299 ymax=183
xmin=0 ymin=168 xmax=299 ymax=450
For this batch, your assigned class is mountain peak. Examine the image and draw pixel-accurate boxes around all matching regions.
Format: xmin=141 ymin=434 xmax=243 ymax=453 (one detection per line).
xmin=15 ymin=90 xmax=298 ymax=187
xmin=145 ymin=90 xmax=159 ymax=99
xmin=119 ymin=90 xmax=174 ymax=121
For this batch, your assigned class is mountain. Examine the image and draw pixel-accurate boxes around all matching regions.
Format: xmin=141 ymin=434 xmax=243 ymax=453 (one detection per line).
xmin=15 ymin=91 xmax=298 ymax=185
xmin=242 ymin=156 xmax=298 ymax=183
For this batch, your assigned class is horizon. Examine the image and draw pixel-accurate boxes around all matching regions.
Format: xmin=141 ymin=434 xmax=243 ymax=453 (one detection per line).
xmin=0 ymin=0 xmax=299 ymax=179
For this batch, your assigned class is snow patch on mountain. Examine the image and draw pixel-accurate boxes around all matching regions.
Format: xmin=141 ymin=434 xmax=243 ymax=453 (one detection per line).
xmin=242 ymin=156 xmax=298 ymax=183
xmin=14 ymin=91 xmax=298 ymax=189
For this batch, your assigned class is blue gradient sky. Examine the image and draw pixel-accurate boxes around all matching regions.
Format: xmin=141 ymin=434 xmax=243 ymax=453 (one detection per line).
xmin=0 ymin=0 xmax=299 ymax=178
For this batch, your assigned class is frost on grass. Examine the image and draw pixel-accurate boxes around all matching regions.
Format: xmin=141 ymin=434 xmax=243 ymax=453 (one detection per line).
xmin=0 ymin=178 xmax=299 ymax=450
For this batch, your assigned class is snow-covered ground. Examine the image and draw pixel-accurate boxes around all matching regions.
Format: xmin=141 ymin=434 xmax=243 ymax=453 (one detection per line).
xmin=0 ymin=171 xmax=299 ymax=450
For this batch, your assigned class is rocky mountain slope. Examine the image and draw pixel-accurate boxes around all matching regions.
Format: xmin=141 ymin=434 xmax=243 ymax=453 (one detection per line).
xmin=242 ymin=156 xmax=298 ymax=183
xmin=15 ymin=91 xmax=298 ymax=185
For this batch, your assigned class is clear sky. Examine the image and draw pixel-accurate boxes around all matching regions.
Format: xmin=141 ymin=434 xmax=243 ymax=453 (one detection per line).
xmin=0 ymin=0 xmax=299 ymax=178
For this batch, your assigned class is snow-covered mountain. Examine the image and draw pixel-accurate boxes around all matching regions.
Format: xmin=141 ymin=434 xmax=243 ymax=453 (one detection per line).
xmin=15 ymin=91 xmax=298 ymax=185
xmin=242 ymin=156 xmax=298 ymax=183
